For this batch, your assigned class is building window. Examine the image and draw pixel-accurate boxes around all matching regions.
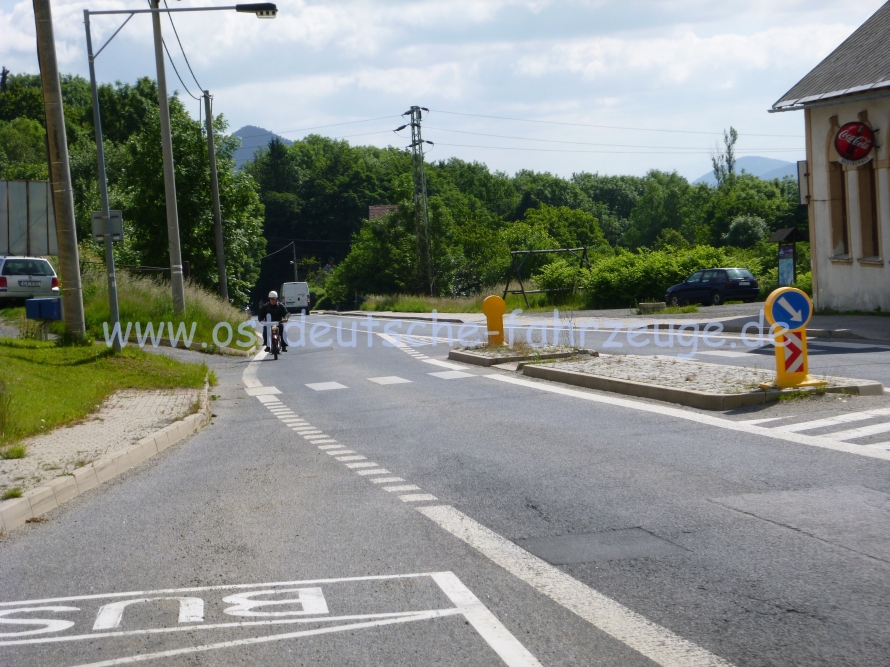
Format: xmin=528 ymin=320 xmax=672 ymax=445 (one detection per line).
xmin=858 ymin=161 xmax=881 ymax=258
xmin=828 ymin=161 xmax=849 ymax=256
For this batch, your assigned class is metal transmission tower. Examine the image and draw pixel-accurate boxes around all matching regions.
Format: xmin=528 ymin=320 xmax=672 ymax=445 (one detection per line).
xmin=399 ymin=106 xmax=434 ymax=294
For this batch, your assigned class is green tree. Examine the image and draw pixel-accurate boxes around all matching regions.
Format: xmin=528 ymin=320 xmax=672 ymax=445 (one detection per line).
xmin=722 ymin=215 xmax=768 ymax=248
xmin=0 ymin=117 xmax=48 ymax=179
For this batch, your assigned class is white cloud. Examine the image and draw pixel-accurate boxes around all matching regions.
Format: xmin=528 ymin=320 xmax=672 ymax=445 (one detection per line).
xmin=1 ymin=0 xmax=885 ymax=176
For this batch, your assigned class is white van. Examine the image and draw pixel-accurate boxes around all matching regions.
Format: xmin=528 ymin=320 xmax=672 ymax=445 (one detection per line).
xmin=280 ymin=282 xmax=310 ymax=314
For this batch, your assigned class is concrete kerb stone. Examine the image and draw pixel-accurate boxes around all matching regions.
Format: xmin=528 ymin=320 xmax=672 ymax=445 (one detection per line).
xmin=522 ymin=364 xmax=884 ymax=411
xmin=318 ymin=310 xmax=466 ymax=324
xmin=0 ymin=381 xmax=212 ymax=534
xmin=449 ymin=349 xmax=582 ymax=367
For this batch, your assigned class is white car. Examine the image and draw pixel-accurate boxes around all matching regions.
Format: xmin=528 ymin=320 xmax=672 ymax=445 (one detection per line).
xmin=0 ymin=256 xmax=59 ymax=304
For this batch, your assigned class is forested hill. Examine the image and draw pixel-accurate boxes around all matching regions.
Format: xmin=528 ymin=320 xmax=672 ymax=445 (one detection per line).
xmin=1 ymin=72 xmax=806 ymax=307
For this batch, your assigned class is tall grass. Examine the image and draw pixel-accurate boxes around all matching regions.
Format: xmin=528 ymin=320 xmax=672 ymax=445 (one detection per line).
xmin=359 ymin=288 xmax=587 ymax=314
xmin=76 ymin=268 xmax=248 ymax=347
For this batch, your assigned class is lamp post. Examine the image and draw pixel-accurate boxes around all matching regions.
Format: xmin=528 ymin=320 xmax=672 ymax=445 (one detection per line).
xmin=82 ymin=2 xmax=277 ymax=317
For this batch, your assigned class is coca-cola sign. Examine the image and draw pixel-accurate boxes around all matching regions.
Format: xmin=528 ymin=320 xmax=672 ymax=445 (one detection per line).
xmin=835 ymin=122 xmax=875 ymax=166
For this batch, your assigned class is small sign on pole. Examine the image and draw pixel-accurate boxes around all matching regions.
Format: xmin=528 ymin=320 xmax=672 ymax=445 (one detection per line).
xmin=91 ymin=210 xmax=123 ymax=242
xmin=760 ymin=287 xmax=826 ymax=390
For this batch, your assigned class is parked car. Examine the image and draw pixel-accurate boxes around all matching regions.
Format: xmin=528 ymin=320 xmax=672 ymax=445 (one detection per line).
xmin=0 ymin=256 xmax=59 ymax=305
xmin=280 ymin=281 xmax=311 ymax=314
xmin=664 ymin=268 xmax=758 ymax=306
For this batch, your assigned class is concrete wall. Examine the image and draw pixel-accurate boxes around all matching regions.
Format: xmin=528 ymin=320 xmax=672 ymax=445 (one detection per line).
xmin=808 ymin=98 xmax=890 ymax=312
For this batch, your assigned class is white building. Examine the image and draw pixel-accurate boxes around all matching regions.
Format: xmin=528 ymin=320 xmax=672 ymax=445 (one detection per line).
xmin=773 ymin=2 xmax=890 ymax=311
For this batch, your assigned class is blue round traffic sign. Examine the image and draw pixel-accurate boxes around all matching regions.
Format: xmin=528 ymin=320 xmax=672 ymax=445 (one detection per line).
xmin=764 ymin=287 xmax=812 ymax=331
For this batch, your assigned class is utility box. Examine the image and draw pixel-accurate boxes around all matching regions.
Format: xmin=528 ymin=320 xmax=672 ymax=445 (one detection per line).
xmin=25 ymin=297 xmax=62 ymax=321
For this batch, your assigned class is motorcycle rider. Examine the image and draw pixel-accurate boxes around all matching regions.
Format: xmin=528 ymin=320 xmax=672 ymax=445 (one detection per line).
xmin=258 ymin=290 xmax=289 ymax=352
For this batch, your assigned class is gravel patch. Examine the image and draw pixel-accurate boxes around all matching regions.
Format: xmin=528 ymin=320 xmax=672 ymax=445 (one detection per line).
xmin=0 ymin=388 xmax=200 ymax=496
xmin=552 ymin=354 xmax=845 ymax=394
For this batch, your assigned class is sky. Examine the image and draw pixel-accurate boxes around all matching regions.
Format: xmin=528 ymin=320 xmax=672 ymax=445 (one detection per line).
xmin=2 ymin=0 xmax=886 ymax=179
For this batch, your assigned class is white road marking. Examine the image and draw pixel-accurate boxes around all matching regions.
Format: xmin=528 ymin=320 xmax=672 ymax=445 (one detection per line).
xmin=418 ymin=505 xmax=734 ymax=667
xmin=825 ymin=421 xmax=890 ymax=441
xmin=422 ymin=359 xmax=466 ymax=370
xmin=356 ymin=468 xmax=391 ymax=475
xmin=306 ymin=382 xmax=348 ymax=391
xmin=775 ymin=408 xmax=890 ymax=432
xmin=486 ymin=375 xmax=890 ymax=461
xmin=370 ymin=477 xmax=405 ymax=483
xmin=311 ymin=439 xmax=338 ymax=444
xmin=318 ymin=446 xmax=345 ymax=451
xmin=304 ymin=435 xmax=332 ymax=441
xmin=367 ymin=376 xmax=413 ymax=385
xmin=736 ymin=416 xmax=792 ymax=425
xmin=399 ymin=493 xmax=438 ymax=502
xmin=244 ymin=386 xmax=281 ymax=396
xmin=293 ymin=428 xmax=322 ymax=434
xmin=866 ymin=442 xmax=890 ymax=450
xmin=347 ymin=462 xmax=379 ymax=469
xmin=242 ymin=350 xmax=267 ymax=388
xmin=335 ymin=455 xmax=367 ymax=462
xmin=255 ymin=395 xmax=280 ymax=404
xmin=429 ymin=370 xmax=477 ymax=380
xmin=694 ymin=350 xmax=752 ymax=358
xmin=64 ymin=612 xmax=463 ymax=667
xmin=431 ymin=571 xmax=544 ymax=667
xmin=326 ymin=449 xmax=355 ymax=455
xmin=383 ymin=485 xmax=421 ymax=493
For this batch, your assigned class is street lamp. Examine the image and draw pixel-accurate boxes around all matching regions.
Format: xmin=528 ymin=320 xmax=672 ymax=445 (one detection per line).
xmin=83 ymin=3 xmax=277 ymax=325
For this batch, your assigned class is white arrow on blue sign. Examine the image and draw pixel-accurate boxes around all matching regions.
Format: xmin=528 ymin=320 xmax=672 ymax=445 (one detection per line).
xmin=769 ymin=289 xmax=812 ymax=330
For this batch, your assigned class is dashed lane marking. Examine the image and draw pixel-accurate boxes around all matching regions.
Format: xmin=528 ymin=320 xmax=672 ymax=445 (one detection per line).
xmin=245 ymin=386 xmax=281 ymax=396
xmin=383 ymin=485 xmax=420 ymax=493
xmin=318 ymin=445 xmax=345 ymax=450
xmin=367 ymin=376 xmax=413 ymax=385
xmin=399 ymin=493 xmax=438 ymax=502
xmin=306 ymin=382 xmax=349 ymax=391
xmin=429 ymin=370 xmax=477 ymax=380
xmin=326 ymin=449 xmax=355 ymax=455
xmin=336 ymin=455 xmax=367 ymax=462
xmin=346 ymin=462 xmax=379 ymax=469
xmin=371 ymin=477 xmax=405 ymax=483
xmin=357 ymin=468 xmax=391 ymax=475
xmin=774 ymin=407 xmax=890 ymax=433
xmin=422 ymin=359 xmax=466 ymax=370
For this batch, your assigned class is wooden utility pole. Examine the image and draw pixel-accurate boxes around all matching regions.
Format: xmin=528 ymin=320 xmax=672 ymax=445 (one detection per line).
xmin=33 ymin=0 xmax=86 ymax=337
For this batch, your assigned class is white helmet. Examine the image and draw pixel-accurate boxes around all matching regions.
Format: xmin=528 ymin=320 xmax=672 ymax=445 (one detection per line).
xmin=268 ymin=290 xmax=278 ymax=299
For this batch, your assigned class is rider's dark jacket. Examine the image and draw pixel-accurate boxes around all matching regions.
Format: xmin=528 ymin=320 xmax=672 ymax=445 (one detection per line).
xmin=258 ymin=300 xmax=288 ymax=323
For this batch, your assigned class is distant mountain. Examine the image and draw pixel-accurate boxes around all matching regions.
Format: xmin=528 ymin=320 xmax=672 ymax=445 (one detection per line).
xmin=232 ymin=125 xmax=293 ymax=169
xmin=694 ymin=156 xmax=797 ymax=186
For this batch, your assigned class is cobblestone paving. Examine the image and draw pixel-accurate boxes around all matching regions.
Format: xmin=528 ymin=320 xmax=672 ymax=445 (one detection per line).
xmin=553 ymin=354 xmax=844 ymax=394
xmin=0 ymin=389 xmax=200 ymax=496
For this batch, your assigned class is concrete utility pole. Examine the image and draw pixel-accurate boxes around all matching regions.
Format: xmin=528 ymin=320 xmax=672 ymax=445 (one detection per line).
xmin=84 ymin=10 xmax=122 ymax=352
xmin=203 ymin=91 xmax=228 ymax=302
xmin=33 ymin=0 xmax=86 ymax=337
xmin=150 ymin=0 xmax=186 ymax=314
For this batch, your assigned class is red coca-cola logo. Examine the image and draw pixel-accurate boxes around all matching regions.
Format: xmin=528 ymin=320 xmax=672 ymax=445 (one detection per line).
xmin=835 ymin=122 xmax=875 ymax=161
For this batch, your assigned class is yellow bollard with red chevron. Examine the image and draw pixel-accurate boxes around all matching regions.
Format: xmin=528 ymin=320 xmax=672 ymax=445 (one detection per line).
xmin=759 ymin=286 xmax=827 ymax=390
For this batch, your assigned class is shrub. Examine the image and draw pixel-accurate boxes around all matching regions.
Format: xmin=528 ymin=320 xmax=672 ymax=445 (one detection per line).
xmin=722 ymin=215 xmax=768 ymax=248
xmin=584 ymin=245 xmax=734 ymax=308
xmin=533 ymin=259 xmax=589 ymax=305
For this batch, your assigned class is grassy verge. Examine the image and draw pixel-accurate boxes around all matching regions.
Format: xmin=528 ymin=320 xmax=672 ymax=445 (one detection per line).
xmin=62 ymin=268 xmax=249 ymax=348
xmin=359 ymin=292 xmax=588 ymax=313
xmin=0 ymin=338 xmax=207 ymax=444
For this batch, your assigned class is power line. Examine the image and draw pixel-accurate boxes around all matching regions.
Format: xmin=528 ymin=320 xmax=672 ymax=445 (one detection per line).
xmin=433 ymin=142 xmax=802 ymax=155
xmin=429 ymin=108 xmax=803 ymax=139
xmin=236 ymin=116 xmax=403 ymax=141
xmin=420 ymin=125 xmax=803 ymax=152
xmin=160 ymin=37 xmax=201 ymax=100
xmin=163 ymin=0 xmax=203 ymax=91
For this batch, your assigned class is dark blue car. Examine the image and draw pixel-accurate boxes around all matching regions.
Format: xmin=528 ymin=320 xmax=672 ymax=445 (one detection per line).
xmin=664 ymin=268 xmax=759 ymax=306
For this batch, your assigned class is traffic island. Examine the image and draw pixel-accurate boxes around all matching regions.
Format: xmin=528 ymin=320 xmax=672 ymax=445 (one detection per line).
xmin=521 ymin=355 xmax=883 ymax=410
xmin=448 ymin=344 xmax=596 ymax=367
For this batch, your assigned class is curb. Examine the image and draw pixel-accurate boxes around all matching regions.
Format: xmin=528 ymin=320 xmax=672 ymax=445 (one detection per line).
xmin=448 ymin=349 xmax=585 ymax=367
xmin=316 ymin=310 xmax=466 ymax=324
xmin=122 ymin=335 xmax=258 ymax=357
xmin=521 ymin=365 xmax=884 ymax=411
xmin=0 ymin=383 xmax=212 ymax=534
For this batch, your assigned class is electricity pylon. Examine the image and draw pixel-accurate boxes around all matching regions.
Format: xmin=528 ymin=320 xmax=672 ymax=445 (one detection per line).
xmin=402 ymin=106 xmax=434 ymax=295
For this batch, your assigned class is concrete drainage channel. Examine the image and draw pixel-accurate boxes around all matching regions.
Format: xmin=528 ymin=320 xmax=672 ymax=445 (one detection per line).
xmin=0 ymin=383 xmax=212 ymax=533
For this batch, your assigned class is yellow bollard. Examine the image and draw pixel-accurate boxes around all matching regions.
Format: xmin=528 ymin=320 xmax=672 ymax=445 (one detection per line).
xmin=759 ymin=287 xmax=826 ymax=390
xmin=482 ymin=295 xmax=506 ymax=346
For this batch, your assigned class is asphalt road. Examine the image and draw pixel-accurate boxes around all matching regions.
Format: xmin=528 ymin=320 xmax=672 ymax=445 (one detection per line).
xmin=2 ymin=314 xmax=889 ymax=666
